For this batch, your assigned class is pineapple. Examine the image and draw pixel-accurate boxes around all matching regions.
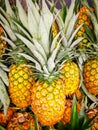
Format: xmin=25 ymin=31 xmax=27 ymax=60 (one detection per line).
xmin=83 ymin=0 xmax=98 ymax=98
xmin=2 ymin=0 xmax=65 ymax=126
xmin=7 ymin=112 xmax=42 ymax=130
xmin=69 ymin=89 xmax=83 ymax=102
xmin=8 ymin=62 xmax=35 ymax=108
xmin=0 ymin=0 xmax=35 ymax=109
xmin=14 ymin=0 xmax=84 ymax=125
xmin=0 ymin=26 xmax=7 ymax=58
xmin=60 ymin=62 xmax=80 ymax=96
xmin=83 ymin=59 xmax=98 ymax=96
xmin=74 ymin=6 xmax=93 ymax=48
xmin=31 ymin=78 xmax=65 ymax=126
xmin=56 ymin=96 xmax=95 ymax=130
xmin=87 ymin=107 xmax=98 ymax=130
xmin=61 ymin=99 xmax=81 ymax=125
xmin=0 ymin=107 xmax=15 ymax=127
xmin=53 ymin=0 xmax=83 ymax=96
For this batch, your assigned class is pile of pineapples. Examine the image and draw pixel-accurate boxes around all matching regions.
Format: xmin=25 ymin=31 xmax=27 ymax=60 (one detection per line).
xmin=0 ymin=0 xmax=98 ymax=129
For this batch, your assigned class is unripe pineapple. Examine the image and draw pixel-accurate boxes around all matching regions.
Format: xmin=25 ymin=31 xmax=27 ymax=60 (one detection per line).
xmin=74 ymin=6 xmax=93 ymax=48
xmin=0 ymin=26 xmax=7 ymax=58
xmin=87 ymin=108 xmax=98 ymax=130
xmin=8 ymin=63 xmax=35 ymax=108
xmin=7 ymin=112 xmax=42 ymax=130
xmin=31 ymin=79 xmax=65 ymax=126
xmin=0 ymin=107 xmax=15 ymax=127
xmin=83 ymin=59 xmax=98 ymax=97
xmin=60 ymin=62 xmax=80 ymax=96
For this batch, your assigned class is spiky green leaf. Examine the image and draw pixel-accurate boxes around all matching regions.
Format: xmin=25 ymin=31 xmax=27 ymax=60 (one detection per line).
xmin=60 ymin=1 xmax=67 ymax=22
xmin=0 ymin=79 xmax=10 ymax=115
xmin=38 ymin=16 xmax=49 ymax=55
xmin=16 ymin=0 xmax=28 ymax=29
xmin=33 ymin=113 xmax=39 ymax=130
xmin=70 ymin=95 xmax=79 ymax=130
xmin=64 ymin=0 xmax=76 ymax=32
xmin=0 ymin=68 xmax=9 ymax=86
xmin=28 ymin=5 xmax=38 ymax=38
xmin=66 ymin=13 xmax=78 ymax=40
xmin=5 ymin=0 xmax=14 ymax=16
xmin=26 ymin=0 xmax=40 ymax=24
xmin=0 ymin=126 xmax=6 ymax=130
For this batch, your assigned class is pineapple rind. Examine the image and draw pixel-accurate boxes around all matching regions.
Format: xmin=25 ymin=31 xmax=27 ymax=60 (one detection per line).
xmin=60 ymin=62 xmax=80 ymax=96
xmin=31 ymin=79 xmax=65 ymax=126
xmin=9 ymin=63 xmax=34 ymax=108
xmin=83 ymin=59 xmax=98 ymax=96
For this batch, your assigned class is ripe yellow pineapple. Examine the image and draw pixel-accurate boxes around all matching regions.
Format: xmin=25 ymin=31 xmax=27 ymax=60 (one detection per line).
xmin=0 ymin=26 xmax=7 ymax=58
xmin=8 ymin=63 xmax=35 ymax=108
xmin=31 ymin=79 xmax=65 ymax=126
xmin=83 ymin=59 xmax=98 ymax=97
xmin=7 ymin=112 xmax=42 ymax=130
xmin=51 ymin=0 xmax=83 ymax=97
xmin=5 ymin=0 xmax=65 ymax=126
xmin=60 ymin=62 xmax=80 ymax=96
xmin=74 ymin=6 xmax=93 ymax=48
xmin=1 ymin=0 xmax=83 ymax=126
xmin=82 ymin=0 xmax=98 ymax=99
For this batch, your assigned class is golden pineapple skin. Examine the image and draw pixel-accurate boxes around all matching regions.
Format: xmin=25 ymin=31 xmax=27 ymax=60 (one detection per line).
xmin=83 ymin=59 xmax=98 ymax=96
xmin=75 ymin=6 xmax=93 ymax=48
xmin=8 ymin=63 xmax=34 ymax=108
xmin=0 ymin=26 xmax=7 ymax=58
xmin=7 ymin=112 xmax=42 ymax=130
xmin=31 ymin=78 xmax=65 ymax=126
xmin=60 ymin=62 xmax=80 ymax=96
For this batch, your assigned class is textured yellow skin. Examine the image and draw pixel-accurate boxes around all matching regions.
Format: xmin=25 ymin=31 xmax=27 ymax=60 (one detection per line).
xmin=60 ymin=62 xmax=80 ymax=96
xmin=31 ymin=79 xmax=65 ymax=126
xmin=83 ymin=59 xmax=98 ymax=96
xmin=75 ymin=6 xmax=93 ymax=48
xmin=0 ymin=26 xmax=7 ymax=58
xmin=9 ymin=64 xmax=34 ymax=108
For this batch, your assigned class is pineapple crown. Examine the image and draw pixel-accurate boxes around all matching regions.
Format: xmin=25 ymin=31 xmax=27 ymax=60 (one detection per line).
xmin=0 ymin=0 xmax=64 ymax=80
xmin=0 ymin=0 xmax=84 ymax=80
xmin=47 ymin=0 xmax=84 ymax=64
